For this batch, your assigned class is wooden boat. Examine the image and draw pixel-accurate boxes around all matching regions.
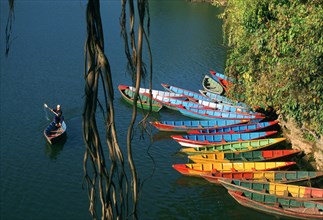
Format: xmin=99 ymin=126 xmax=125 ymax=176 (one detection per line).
xmin=202 ymin=75 xmax=224 ymax=95
xmin=118 ymin=85 xmax=163 ymax=112
xmin=187 ymin=120 xmax=279 ymax=134
xmin=177 ymin=106 xmax=265 ymax=121
xmin=152 ymin=95 xmax=207 ymax=111
xmin=162 ymin=83 xmax=251 ymax=112
xmin=201 ymin=171 xmax=323 ymax=185
xmin=209 ymin=70 xmax=233 ymax=91
xmin=127 ymin=85 xmax=186 ymax=98
xmin=172 ymin=161 xmax=296 ymax=177
xmin=156 ymin=94 xmax=258 ymax=115
xmin=192 ymin=98 xmax=258 ymax=114
xmin=199 ymin=90 xmax=249 ymax=108
xmin=219 ymin=178 xmax=323 ymax=201
xmin=180 ymin=138 xmax=286 ymax=155
xmin=188 ymin=150 xmax=302 ymax=163
xmin=226 ymin=190 xmax=323 ymax=220
xmin=161 ymin=83 xmax=211 ymax=101
xmin=149 ymin=119 xmax=248 ymax=132
xmin=44 ymin=121 xmax=67 ymax=144
xmin=171 ymin=131 xmax=278 ymax=148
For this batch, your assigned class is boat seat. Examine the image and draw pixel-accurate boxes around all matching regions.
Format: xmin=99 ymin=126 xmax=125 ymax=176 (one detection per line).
xmin=303 ymin=193 xmax=313 ymax=198
xmin=261 ymin=189 xmax=268 ymax=193
xmin=240 ymin=156 xmax=248 ymax=161
xmin=283 ymin=190 xmax=290 ymax=197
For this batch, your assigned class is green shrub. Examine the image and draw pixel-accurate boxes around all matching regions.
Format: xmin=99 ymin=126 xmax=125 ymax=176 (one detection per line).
xmin=222 ymin=0 xmax=323 ymax=136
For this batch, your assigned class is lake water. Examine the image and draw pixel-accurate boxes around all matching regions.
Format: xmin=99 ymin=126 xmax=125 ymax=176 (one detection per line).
xmin=0 ymin=1 xmax=275 ymax=219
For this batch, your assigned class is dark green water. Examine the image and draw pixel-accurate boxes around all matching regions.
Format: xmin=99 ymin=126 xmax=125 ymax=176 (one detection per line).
xmin=1 ymin=1 xmax=276 ymax=219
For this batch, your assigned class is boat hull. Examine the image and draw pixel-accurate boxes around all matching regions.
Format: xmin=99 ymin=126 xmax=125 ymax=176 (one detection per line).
xmin=188 ymin=149 xmax=302 ymax=163
xmin=44 ymin=121 xmax=67 ymax=145
xmin=180 ymin=138 xmax=286 ymax=155
xmin=201 ymin=171 xmax=323 ymax=185
xmin=172 ymin=161 xmax=296 ymax=177
xmin=202 ymin=75 xmax=224 ymax=95
xmin=118 ymin=85 xmax=163 ymax=112
xmin=149 ymin=119 xmax=248 ymax=132
xmin=219 ymin=178 xmax=323 ymax=201
xmin=172 ymin=131 xmax=278 ymax=148
xmin=227 ymin=190 xmax=323 ymax=220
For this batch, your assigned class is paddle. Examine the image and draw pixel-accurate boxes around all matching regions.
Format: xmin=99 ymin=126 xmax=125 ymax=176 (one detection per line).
xmin=44 ymin=103 xmax=59 ymax=117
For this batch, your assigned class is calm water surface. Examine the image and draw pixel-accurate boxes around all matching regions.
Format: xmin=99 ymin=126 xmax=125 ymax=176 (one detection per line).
xmin=1 ymin=1 xmax=275 ymax=219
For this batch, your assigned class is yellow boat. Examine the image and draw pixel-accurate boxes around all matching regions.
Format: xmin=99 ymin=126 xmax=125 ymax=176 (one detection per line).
xmin=188 ymin=150 xmax=302 ymax=163
xmin=172 ymin=161 xmax=296 ymax=177
xmin=219 ymin=178 xmax=323 ymax=201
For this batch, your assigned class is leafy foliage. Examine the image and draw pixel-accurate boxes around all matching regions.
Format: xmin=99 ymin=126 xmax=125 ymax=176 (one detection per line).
xmin=223 ymin=0 xmax=323 ymax=136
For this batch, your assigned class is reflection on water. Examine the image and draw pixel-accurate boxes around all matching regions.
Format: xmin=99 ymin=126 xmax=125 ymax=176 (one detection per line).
xmin=44 ymin=134 xmax=67 ymax=160
xmin=175 ymin=175 xmax=211 ymax=188
xmin=152 ymin=131 xmax=174 ymax=142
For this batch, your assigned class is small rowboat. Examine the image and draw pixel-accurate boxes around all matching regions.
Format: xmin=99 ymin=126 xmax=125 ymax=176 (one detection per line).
xmin=201 ymin=171 xmax=323 ymax=185
xmin=188 ymin=150 xmax=302 ymax=163
xmin=180 ymin=138 xmax=286 ymax=155
xmin=161 ymin=83 xmax=211 ymax=101
xmin=171 ymin=131 xmax=278 ymax=148
xmin=120 ymin=85 xmax=187 ymax=98
xmin=202 ymin=75 xmax=224 ymax=95
xmin=191 ymin=98 xmax=257 ymax=114
xmin=209 ymin=70 xmax=234 ymax=91
xmin=226 ymin=190 xmax=323 ymax=220
xmin=152 ymin=95 xmax=207 ymax=111
xmin=149 ymin=119 xmax=249 ymax=132
xmin=118 ymin=85 xmax=163 ymax=112
xmin=177 ymin=106 xmax=265 ymax=121
xmin=44 ymin=121 xmax=67 ymax=144
xmin=228 ymin=189 xmax=323 ymax=220
xmin=172 ymin=161 xmax=296 ymax=177
xmin=199 ymin=90 xmax=249 ymax=108
xmin=219 ymin=178 xmax=323 ymax=201
xmin=187 ymin=120 xmax=279 ymax=134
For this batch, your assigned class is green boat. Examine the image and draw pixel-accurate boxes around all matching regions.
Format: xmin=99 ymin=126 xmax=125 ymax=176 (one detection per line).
xmin=180 ymin=138 xmax=286 ymax=155
xmin=202 ymin=75 xmax=224 ymax=95
xmin=201 ymin=170 xmax=323 ymax=186
xmin=118 ymin=85 xmax=163 ymax=112
xmin=226 ymin=189 xmax=323 ymax=220
xmin=219 ymin=178 xmax=323 ymax=201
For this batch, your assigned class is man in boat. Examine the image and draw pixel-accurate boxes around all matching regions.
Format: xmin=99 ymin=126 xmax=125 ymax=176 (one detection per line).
xmin=51 ymin=104 xmax=63 ymax=128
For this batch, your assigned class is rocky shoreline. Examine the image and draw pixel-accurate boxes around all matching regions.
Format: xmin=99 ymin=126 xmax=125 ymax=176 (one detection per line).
xmin=279 ymin=117 xmax=323 ymax=171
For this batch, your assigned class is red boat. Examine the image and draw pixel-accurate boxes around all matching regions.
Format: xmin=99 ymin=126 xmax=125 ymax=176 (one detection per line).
xmin=200 ymin=171 xmax=323 ymax=185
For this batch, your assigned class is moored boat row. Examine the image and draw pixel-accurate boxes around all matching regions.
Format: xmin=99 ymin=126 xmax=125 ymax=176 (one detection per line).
xmin=117 ymin=70 xmax=322 ymax=219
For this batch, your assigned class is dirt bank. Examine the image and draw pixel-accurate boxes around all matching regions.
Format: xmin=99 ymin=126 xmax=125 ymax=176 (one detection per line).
xmin=279 ymin=116 xmax=323 ymax=171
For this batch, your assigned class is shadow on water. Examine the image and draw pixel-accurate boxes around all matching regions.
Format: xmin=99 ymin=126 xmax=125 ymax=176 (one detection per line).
xmin=44 ymin=134 xmax=67 ymax=160
xmin=118 ymin=97 xmax=163 ymax=121
xmin=175 ymin=175 xmax=212 ymax=188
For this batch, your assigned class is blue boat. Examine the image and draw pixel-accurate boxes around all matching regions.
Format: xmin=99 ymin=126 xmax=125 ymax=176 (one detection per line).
xmin=162 ymin=83 xmax=211 ymax=101
xmin=44 ymin=121 xmax=67 ymax=144
xmin=171 ymin=131 xmax=278 ymax=147
xmin=156 ymin=92 xmax=257 ymax=115
xmin=150 ymin=119 xmax=248 ymax=132
xmin=194 ymin=99 xmax=258 ymax=115
xmin=177 ymin=106 xmax=265 ymax=121
xmin=188 ymin=120 xmax=279 ymax=134
xmin=199 ymin=90 xmax=249 ymax=108
xmin=210 ymin=70 xmax=234 ymax=83
xmin=152 ymin=95 xmax=206 ymax=111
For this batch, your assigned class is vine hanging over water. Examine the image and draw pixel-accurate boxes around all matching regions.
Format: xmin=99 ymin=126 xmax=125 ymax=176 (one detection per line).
xmin=83 ymin=0 xmax=152 ymax=219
